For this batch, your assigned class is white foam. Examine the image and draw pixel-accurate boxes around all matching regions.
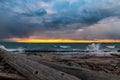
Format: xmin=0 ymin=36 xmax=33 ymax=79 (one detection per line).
xmin=86 ymin=43 xmax=101 ymax=52
xmin=106 ymin=46 xmax=115 ymax=49
xmin=60 ymin=46 xmax=70 ymax=49
xmin=0 ymin=45 xmax=7 ymax=50
xmin=0 ymin=45 xmax=24 ymax=53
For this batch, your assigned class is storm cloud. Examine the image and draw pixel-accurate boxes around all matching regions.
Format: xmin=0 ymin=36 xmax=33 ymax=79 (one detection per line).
xmin=0 ymin=0 xmax=120 ymax=40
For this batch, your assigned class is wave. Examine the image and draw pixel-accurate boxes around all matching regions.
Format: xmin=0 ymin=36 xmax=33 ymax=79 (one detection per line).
xmin=0 ymin=45 xmax=25 ymax=53
xmin=0 ymin=45 xmax=6 ymax=50
xmin=106 ymin=46 xmax=115 ymax=49
xmin=59 ymin=46 xmax=70 ymax=49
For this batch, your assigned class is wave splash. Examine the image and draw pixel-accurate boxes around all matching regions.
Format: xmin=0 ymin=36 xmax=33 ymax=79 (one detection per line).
xmin=0 ymin=45 xmax=24 ymax=53
xmin=86 ymin=43 xmax=118 ymax=55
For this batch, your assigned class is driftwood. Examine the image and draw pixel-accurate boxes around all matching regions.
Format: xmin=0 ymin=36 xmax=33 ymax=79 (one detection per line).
xmin=0 ymin=66 xmax=4 ymax=69
xmin=27 ymin=56 xmax=120 ymax=80
xmin=0 ymin=72 xmax=26 ymax=80
xmin=0 ymin=49 xmax=81 ymax=80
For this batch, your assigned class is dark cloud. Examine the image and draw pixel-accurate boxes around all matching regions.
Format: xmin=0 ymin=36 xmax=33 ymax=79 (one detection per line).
xmin=21 ymin=8 xmax=47 ymax=17
xmin=0 ymin=0 xmax=120 ymax=40
xmin=41 ymin=7 xmax=120 ymax=29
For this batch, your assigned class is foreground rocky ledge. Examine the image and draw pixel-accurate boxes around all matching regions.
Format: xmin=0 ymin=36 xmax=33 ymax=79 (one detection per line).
xmin=0 ymin=48 xmax=120 ymax=80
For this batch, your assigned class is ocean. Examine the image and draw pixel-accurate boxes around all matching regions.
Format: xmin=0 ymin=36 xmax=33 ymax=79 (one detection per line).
xmin=0 ymin=42 xmax=120 ymax=54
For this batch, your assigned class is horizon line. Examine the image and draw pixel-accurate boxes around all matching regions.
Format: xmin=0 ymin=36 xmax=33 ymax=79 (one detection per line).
xmin=7 ymin=38 xmax=120 ymax=43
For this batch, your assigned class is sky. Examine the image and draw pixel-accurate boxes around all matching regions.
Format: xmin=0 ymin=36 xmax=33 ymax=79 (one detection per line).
xmin=0 ymin=0 xmax=120 ymax=42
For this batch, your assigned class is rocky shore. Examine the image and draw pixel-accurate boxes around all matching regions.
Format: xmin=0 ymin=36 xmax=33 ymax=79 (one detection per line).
xmin=0 ymin=51 xmax=120 ymax=80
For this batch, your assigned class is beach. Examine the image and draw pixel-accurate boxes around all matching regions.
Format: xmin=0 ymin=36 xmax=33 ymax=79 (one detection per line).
xmin=0 ymin=51 xmax=120 ymax=80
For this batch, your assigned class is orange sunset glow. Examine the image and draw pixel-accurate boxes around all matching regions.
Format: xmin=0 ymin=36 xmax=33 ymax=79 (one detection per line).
xmin=9 ymin=38 xmax=120 ymax=43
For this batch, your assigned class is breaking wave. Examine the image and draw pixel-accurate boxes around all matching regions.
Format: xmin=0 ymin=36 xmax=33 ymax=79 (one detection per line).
xmin=0 ymin=45 xmax=25 ymax=53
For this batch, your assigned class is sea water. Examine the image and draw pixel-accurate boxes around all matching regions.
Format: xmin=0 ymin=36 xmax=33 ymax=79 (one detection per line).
xmin=0 ymin=42 xmax=120 ymax=54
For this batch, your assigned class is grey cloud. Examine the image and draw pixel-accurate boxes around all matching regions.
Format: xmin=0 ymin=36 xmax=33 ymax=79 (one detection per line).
xmin=21 ymin=8 xmax=47 ymax=17
xmin=77 ymin=17 xmax=120 ymax=39
xmin=0 ymin=0 xmax=120 ymax=40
